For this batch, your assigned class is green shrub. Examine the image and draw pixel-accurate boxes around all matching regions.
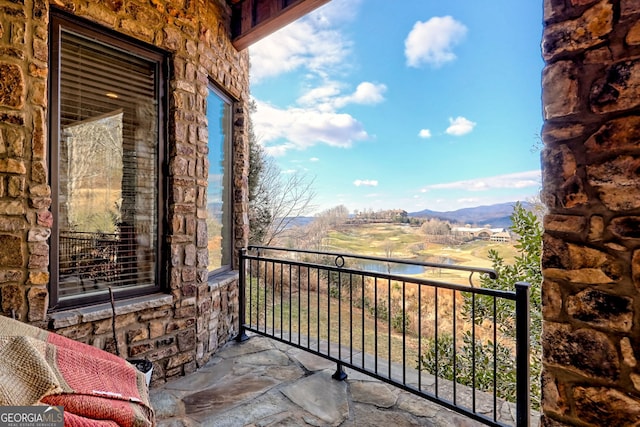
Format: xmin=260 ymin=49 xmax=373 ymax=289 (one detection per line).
xmin=391 ymin=312 xmax=410 ymax=332
xmin=418 ymin=332 xmax=516 ymax=401
xmin=418 ymin=202 xmax=542 ymax=409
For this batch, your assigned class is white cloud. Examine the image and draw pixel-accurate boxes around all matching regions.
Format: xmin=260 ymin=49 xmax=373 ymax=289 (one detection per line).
xmin=249 ymin=0 xmax=360 ymax=83
xmin=264 ymin=143 xmax=298 ymax=157
xmin=405 ymin=16 xmax=467 ymax=68
xmin=354 ymin=179 xmax=378 ymax=187
xmin=309 ymin=157 xmax=320 ymax=162
xmin=312 ymin=0 xmax=362 ymax=24
xmin=253 ymin=100 xmax=369 ymax=156
xmin=421 ymin=170 xmax=541 ymax=192
xmin=249 ymin=21 xmax=348 ymax=83
xmin=418 ymin=129 xmax=432 ymax=138
xmin=333 ymin=82 xmax=387 ymax=108
xmin=298 ymin=81 xmax=386 ymax=111
xmin=457 ymin=197 xmax=480 ymax=204
xmin=249 ymin=0 xmax=380 ymax=156
xmin=297 ymin=83 xmax=342 ymax=107
xmin=446 ymin=116 xmax=476 ymax=136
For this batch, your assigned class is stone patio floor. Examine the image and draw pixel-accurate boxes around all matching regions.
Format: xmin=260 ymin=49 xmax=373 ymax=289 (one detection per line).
xmin=149 ymin=334 xmax=523 ymax=426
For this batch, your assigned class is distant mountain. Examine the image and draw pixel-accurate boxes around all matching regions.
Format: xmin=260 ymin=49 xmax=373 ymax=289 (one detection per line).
xmin=409 ymin=202 xmax=533 ymax=228
xmin=284 ymin=216 xmax=315 ymax=228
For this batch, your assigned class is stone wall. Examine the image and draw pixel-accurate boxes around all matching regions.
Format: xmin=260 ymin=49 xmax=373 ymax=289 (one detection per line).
xmin=6 ymin=0 xmax=640 ymax=419
xmin=541 ymin=0 xmax=640 ymax=424
xmin=0 ymin=0 xmax=250 ymax=385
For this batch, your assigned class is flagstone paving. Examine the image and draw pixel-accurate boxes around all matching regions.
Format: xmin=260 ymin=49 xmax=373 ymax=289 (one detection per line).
xmin=149 ymin=334 xmax=507 ymax=426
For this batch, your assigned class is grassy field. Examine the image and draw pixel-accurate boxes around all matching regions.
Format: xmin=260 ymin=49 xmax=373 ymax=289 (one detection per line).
xmin=249 ymin=223 xmax=519 ymax=368
xmin=325 ymin=223 xmax=518 ymax=285
xmin=252 ymin=287 xmax=418 ymax=368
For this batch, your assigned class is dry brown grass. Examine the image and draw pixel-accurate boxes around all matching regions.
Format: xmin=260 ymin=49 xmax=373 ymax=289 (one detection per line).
xmin=247 ymin=264 xmax=511 ymax=369
xmin=247 ymin=224 xmax=519 ymax=364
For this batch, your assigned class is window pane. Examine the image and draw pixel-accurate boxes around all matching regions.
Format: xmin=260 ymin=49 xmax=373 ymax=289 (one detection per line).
xmin=57 ymin=29 xmax=159 ymax=301
xmin=207 ymin=88 xmax=231 ymax=272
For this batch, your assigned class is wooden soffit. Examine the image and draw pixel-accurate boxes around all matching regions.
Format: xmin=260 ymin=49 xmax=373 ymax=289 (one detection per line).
xmin=228 ymin=0 xmax=331 ymax=50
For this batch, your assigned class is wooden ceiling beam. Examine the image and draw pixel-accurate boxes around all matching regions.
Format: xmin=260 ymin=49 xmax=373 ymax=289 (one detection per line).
xmin=230 ymin=0 xmax=331 ymax=51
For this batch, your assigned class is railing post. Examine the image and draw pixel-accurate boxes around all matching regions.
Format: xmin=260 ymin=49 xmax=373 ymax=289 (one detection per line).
xmin=236 ymin=248 xmax=249 ymax=342
xmin=515 ymin=281 xmax=531 ymax=427
xmin=332 ymin=362 xmax=347 ymax=381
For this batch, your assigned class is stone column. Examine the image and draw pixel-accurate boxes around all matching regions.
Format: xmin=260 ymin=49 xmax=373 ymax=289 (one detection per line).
xmin=0 ymin=0 xmax=51 ymax=323
xmin=541 ymin=1 xmax=640 ymax=424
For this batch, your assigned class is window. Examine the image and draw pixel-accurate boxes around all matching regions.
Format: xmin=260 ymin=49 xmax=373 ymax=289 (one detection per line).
xmin=49 ymin=11 xmax=165 ymax=308
xmin=206 ymin=85 xmax=232 ymax=274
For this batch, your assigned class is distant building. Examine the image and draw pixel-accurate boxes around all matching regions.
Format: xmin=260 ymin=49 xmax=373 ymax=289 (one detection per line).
xmin=350 ymin=209 xmax=408 ymax=224
xmin=452 ymin=226 xmax=510 ymax=242
xmin=489 ymin=231 xmax=511 ymax=242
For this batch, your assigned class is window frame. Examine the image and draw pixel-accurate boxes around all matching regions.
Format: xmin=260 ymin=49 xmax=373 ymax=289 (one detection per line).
xmin=206 ymin=82 xmax=234 ymax=278
xmin=48 ymin=9 xmax=167 ymax=310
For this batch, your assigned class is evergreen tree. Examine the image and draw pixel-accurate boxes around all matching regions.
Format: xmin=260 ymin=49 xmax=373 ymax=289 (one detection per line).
xmin=247 ymin=100 xmax=272 ymax=244
xmin=418 ymin=202 xmax=542 ymax=409
xmin=475 ymin=201 xmax=542 ymax=409
xmin=247 ymin=100 xmax=316 ymax=245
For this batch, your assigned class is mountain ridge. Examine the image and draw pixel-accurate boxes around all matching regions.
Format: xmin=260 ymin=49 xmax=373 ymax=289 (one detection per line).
xmin=408 ymin=201 xmax=532 ymax=228
xmin=285 ymin=202 xmax=535 ymax=229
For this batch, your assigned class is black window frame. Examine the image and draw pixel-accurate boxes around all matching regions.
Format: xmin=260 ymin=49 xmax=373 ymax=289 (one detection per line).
xmin=48 ymin=9 xmax=168 ymax=310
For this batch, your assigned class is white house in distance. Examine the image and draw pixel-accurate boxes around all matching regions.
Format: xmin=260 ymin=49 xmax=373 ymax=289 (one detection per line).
xmin=451 ymin=226 xmax=511 ymax=243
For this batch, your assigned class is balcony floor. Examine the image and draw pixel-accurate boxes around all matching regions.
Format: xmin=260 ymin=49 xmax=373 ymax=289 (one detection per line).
xmin=150 ymin=333 xmax=491 ymax=426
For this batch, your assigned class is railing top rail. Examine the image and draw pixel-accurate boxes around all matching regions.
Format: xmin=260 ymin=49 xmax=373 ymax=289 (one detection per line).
xmin=247 ymin=245 xmax=497 ymax=279
xmin=60 ymin=231 xmax=119 ymax=238
xmin=242 ymin=250 xmax=515 ymax=300
xmin=237 ymin=248 xmax=530 ymax=425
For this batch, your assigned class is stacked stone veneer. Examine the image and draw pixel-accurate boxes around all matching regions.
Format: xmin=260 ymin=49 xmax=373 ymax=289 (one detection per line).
xmin=0 ymin=0 xmax=249 ymax=385
xmin=541 ymin=0 xmax=640 ymax=425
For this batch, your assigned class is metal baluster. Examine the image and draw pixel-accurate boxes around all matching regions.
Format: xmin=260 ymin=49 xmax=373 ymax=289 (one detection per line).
xmin=516 ymin=282 xmax=531 ymax=427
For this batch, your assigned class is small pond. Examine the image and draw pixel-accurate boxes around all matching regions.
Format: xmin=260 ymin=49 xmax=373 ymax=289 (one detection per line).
xmin=357 ymin=257 xmax=456 ymax=275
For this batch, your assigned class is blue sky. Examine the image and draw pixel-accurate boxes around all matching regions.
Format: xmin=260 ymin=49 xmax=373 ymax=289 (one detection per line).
xmin=249 ymin=0 xmax=544 ymax=215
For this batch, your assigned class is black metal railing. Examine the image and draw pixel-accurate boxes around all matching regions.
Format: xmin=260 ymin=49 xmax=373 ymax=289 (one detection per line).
xmin=58 ymin=229 xmax=139 ymax=296
xmin=237 ymin=246 xmax=531 ymax=427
